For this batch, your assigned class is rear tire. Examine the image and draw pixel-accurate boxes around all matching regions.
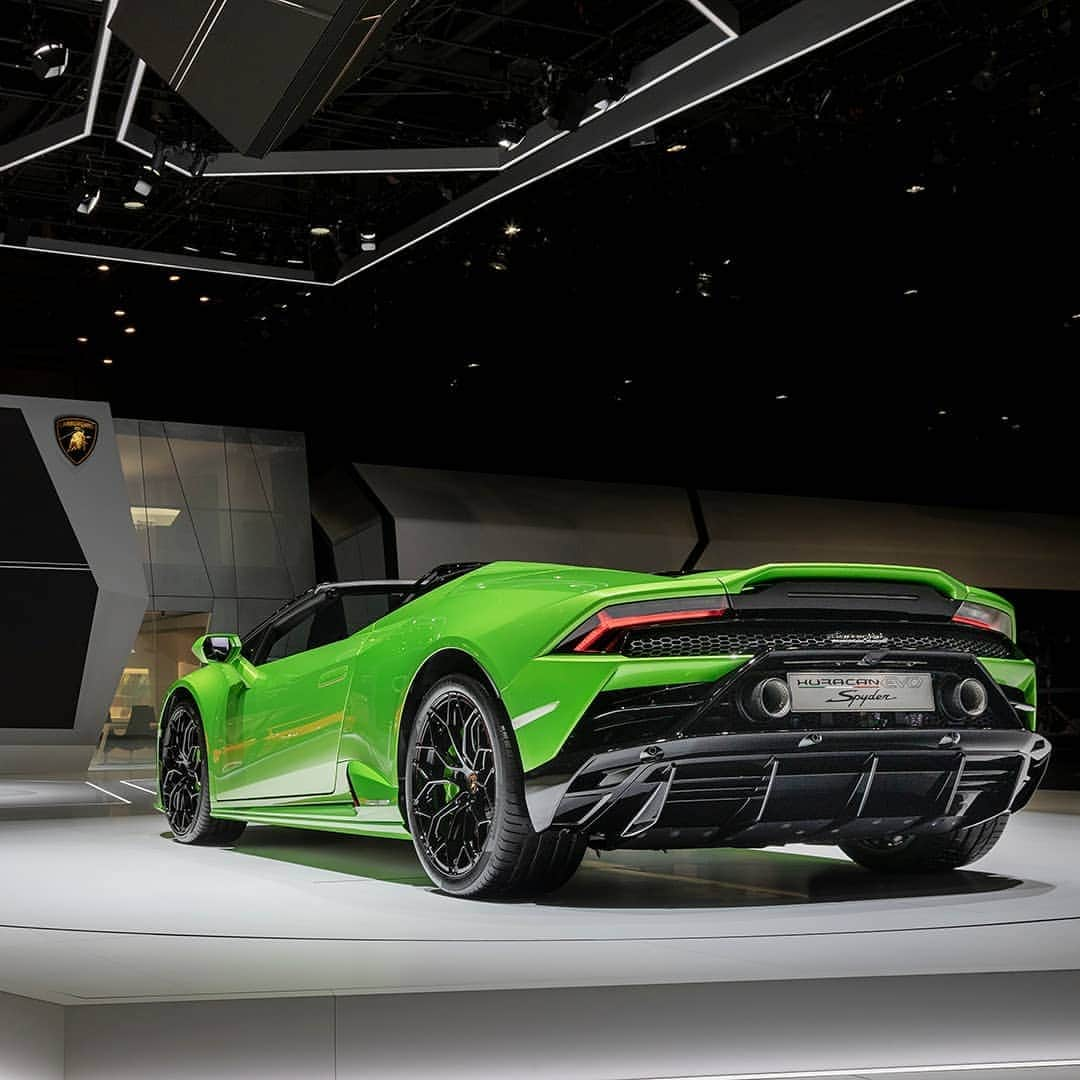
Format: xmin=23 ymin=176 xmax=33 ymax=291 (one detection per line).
xmin=840 ymin=813 xmax=1009 ymax=873
xmin=404 ymin=675 xmax=585 ymax=899
xmin=160 ymin=700 xmax=246 ymax=847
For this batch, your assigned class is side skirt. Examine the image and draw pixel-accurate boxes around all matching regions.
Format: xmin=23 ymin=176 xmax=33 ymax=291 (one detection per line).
xmin=211 ymin=801 xmax=410 ymax=841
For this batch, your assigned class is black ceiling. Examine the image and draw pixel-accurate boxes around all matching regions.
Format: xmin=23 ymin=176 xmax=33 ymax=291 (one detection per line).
xmin=2 ymin=0 xmax=1079 ymax=512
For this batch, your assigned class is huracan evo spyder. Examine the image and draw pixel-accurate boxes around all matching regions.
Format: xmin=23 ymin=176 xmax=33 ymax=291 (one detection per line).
xmin=157 ymin=561 xmax=1051 ymax=898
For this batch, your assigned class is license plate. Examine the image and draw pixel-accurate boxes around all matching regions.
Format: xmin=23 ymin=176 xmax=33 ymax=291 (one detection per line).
xmin=788 ymin=672 xmax=934 ymax=712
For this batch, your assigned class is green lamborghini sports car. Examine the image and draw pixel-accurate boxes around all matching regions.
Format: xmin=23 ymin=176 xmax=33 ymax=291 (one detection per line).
xmin=157 ymin=560 xmax=1050 ymax=898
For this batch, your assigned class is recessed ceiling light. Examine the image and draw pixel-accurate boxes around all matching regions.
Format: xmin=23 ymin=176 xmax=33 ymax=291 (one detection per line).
xmin=287 ymin=258 xmax=305 ymax=266
xmin=1072 ymin=313 xmax=1080 ymax=320
xmin=310 ymin=225 xmax=332 ymax=237
xmin=220 ymin=249 xmax=238 ymax=258
xmin=182 ymin=244 xmax=200 ymax=254
xmin=123 ymin=198 xmax=146 ymax=210
xmin=904 ymin=288 xmax=919 ymax=296
xmin=906 ymin=183 xmax=926 ymax=194
xmin=775 ymin=393 xmax=789 ymax=401
xmin=102 ymin=357 xmax=113 ymax=365
xmin=97 ymin=263 xmax=109 ymax=272
xmin=937 ymin=409 xmax=947 ymax=416
xmin=76 ymin=336 xmax=88 ymax=344
xmin=503 ymin=222 xmax=521 ymax=238
xmin=198 ymin=295 xmax=210 ymax=303
xmin=467 ymin=362 xmax=480 ymax=369
xmin=124 ymin=326 xmax=136 ymax=335
xmin=665 ymin=142 xmax=688 ymax=153
xmin=1000 ymin=415 xmax=1009 ymax=421
xmin=113 ymin=309 xmax=126 ymax=317
xmin=168 ymin=274 xmax=181 ymax=282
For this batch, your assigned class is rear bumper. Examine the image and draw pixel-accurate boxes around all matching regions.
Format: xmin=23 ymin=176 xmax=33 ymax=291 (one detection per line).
xmin=524 ymin=728 xmax=1052 ymax=848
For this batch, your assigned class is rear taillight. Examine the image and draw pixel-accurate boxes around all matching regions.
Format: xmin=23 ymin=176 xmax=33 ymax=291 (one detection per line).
xmin=953 ymin=600 xmax=1013 ymax=639
xmin=558 ymin=595 xmax=729 ymax=654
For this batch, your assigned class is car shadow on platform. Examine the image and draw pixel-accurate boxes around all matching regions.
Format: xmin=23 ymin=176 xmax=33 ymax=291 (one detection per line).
xmin=226 ymin=826 xmax=1030 ymax=907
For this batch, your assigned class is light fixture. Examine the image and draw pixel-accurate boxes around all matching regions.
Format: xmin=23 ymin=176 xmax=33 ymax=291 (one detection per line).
xmin=906 ymin=183 xmax=926 ymax=194
xmin=130 ymin=506 xmax=180 ymax=528
xmin=775 ymin=393 xmax=789 ymax=401
xmin=124 ymin=326 xmax=136 ymax=335
xmin=903 ymin=288 xmax=919 ymax=295
xmin=198 ymin=295 xmax=210 ymax=303
xmin=168 ymin=274 xmax=181 ymax=282
xmin=310 ymin=225 xmax=333 ymax=237
xmin=492 ymin=119 xmax=526 ymax=151
xmin=287 ymin=257 xmax=305 ymax=266
xmin=123 ymin=197 xmax=146 ymax=210
xmin=937 ymin=409 xmax=947 ymax=416
xmin=132 ymin=166 xmax=156 ymax=199
xmin=76 ymin=336 xmax=88 ymax=344
xmin=359 ymin=225 xmax=377 ymax=252
xmin=489 ymin=248 xmax=509 ymax=272
xmin=31 ymin=41 xmax=68 ymax=80
xmin=503 ymin=222 xmax=521 ymax=238
xmin=1071 ymin=313 xmax=1080 ymax=320
xmin=113 ymin=308 xmax=126 ymax=317
xmin=182 ymin=244 xmax=200 ymax=254
xmin=466 ymin=362 xmax=480 ymax=369
xmin=96 ymin=263 xmax=109 ymax=272
xmin=665 ymin=141 xmax=688 ymax=153
xmin=696 ymin=270 xmax=713 ymax=298
xmin=220 ymin=248 xmax=238 ymax=258
xmin=102 ymin=357 xmax=113 ymax=365
xmin=588 ymin=75 xmax=626 ymax=112
xmin=75 ymin=179 xmax=101 ymax=216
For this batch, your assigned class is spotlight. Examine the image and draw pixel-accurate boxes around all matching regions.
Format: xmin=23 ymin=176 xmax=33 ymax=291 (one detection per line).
xmin=124 ymin=326 xmax=136 ymax=335
xmin=133 ymin=166 xmax=156 ymax=199
xmin=168 ymin=274 xmax=181 ymax=282
xmin=198 ymin=295 xmax=210 ymax=303
xmin=96 ymin=263 xmax=109 ymax=272
xmin=123 ymin=197 xmax=146 ymax=210
xmin=75 ymin=179 xmax=101 ymax=216
xmin=776 ymin=393 xmax=789 ymax=401
xmin=310 ymin=224 xmax=333 ymax=237
xmin=30 ymin=41 xmax=68 ymax=80
xmin=906 ymin=183 xmax=926 ymax=194
xmin=665 ymin=141 xmax=688 ymax=153
xmin=102 ymin=357 xmax=113 ymax=365
xmin=149 ymin=144 xmax=168 ymax=176
xmin=696 ymin=270 xmax=713 ymax=298
xmin=489 ymin=247 xmax=509 ymax=272
xmin=76 ymin=336 xmax=88 ymax=344
xmin=904 ymin=288 xmax=919 ymax=296
xmin=503 ymin=222 xmax=521 ymax=238
xmin=113 ymin=309 xmax=126 ymax=318
xmin=588 ymin=76 xmax=626 ymax=113
xmin=360 ymin=225 xmax=377 ymax=253
xmin=182 ymin=244 xmax=200 ymax=254
xmin=492 ymin=119 xmax=526 ymax=151
xmin=544 ymin=81 xmax=588 ymax=132
xmin=190 ymin=151 xmax=210 ymax=179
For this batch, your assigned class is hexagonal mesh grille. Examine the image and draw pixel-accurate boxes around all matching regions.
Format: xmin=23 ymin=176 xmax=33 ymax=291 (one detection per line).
xmin=622 ymin=623 xmax=1018 ymax=660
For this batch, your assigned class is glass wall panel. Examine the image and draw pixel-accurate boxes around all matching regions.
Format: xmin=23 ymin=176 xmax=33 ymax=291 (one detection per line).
xmin=91 ymin=611 xmax=210 ymax=771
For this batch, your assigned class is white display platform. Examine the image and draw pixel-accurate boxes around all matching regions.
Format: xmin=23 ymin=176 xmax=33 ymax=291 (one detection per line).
xmin=0 ymin=782 xmax=1077 ymax=1079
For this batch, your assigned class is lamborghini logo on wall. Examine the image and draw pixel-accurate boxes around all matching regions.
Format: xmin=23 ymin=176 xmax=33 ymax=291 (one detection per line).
xmin=55 ymin=416 xmax=99 ymax=466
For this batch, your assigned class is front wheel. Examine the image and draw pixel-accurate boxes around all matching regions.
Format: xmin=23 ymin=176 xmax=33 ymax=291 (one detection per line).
xmin=404 ymin=675 xmax=585 ymax=899
xmin=160 ymin=700 xmax=246 ymax=846
xmin=840 ymin=813 xmax=1009 ymax=873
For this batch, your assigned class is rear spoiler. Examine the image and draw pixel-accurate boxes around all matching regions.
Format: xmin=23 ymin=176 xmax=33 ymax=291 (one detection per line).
xmin=719 ymin=563 xmax=969 ymax=602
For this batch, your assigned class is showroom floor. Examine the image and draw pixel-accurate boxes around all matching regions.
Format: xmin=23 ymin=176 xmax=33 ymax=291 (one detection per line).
xmin=1 ymin=780 xmax=1078 ymax=1078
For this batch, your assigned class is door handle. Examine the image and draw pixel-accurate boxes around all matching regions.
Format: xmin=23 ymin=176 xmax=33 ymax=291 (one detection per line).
xmin=317 ymin=666 xmax=349 ymax=689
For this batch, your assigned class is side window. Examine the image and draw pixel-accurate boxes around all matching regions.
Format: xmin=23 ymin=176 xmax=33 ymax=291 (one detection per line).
xmin=263 ymin=609 xmax=321 ymax=664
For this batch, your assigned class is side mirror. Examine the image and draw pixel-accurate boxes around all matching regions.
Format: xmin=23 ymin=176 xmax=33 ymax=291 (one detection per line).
xmin=193 ymin=633 xmax=243 ymax=665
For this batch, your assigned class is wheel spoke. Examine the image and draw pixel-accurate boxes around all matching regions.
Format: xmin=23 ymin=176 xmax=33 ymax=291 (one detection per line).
xmin=410 ymin=689 xmax=496 ymax=880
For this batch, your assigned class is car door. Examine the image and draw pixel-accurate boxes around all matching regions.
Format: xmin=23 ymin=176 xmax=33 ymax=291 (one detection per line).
xmin=215 ymin=594 xmax=354 ymax=802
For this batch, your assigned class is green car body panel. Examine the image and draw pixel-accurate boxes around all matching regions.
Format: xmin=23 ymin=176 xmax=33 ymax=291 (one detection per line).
xmin=157 ymin=561 xmax=1038 ymax=840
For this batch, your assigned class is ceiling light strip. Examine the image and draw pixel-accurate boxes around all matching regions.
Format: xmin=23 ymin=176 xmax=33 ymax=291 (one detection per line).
xmin=682 ymin=0 xmax=740 ymax=38
xmin=336 ymin=0 xmax=915 ymax=285
xmin=0 ymin=235 xmax=328 ymax=286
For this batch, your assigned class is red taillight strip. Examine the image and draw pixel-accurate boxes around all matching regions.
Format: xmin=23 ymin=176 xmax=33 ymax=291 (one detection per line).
xmin=573 ymin=607 xmax=729 ymax=653
xmin=952 ymin=614 xmax=997 ymax=633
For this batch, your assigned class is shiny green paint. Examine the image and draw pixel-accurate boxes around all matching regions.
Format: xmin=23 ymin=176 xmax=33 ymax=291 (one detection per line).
xmin=158 ymin=560 xmax=1034 ymax=836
